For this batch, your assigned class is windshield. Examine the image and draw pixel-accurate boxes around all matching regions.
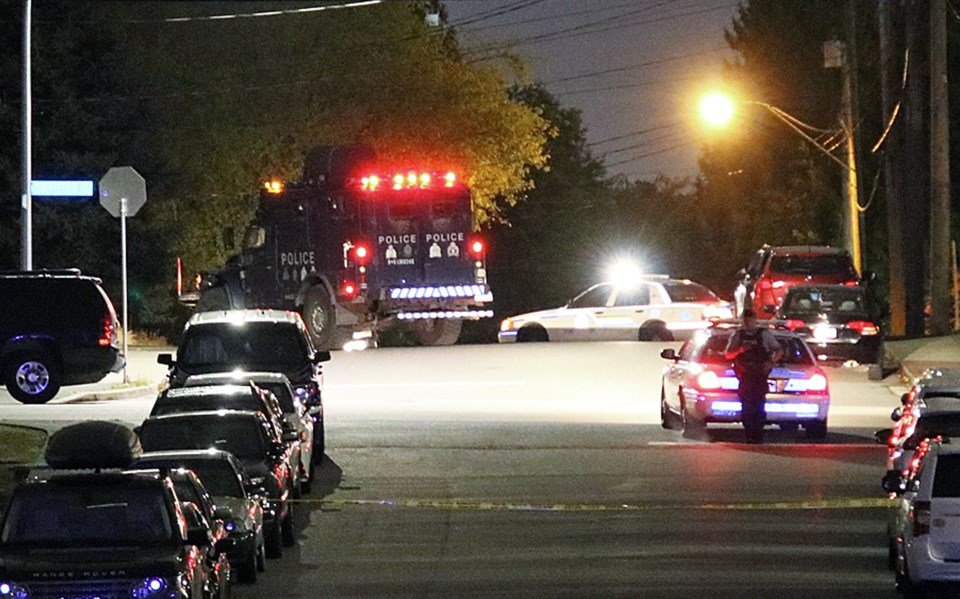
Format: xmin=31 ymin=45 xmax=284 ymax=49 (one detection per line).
xmin=140 ymin=418 xmax=266 ymax=460
xmin=1 ymin=484 xmax=174 ymax=547
xmin=663 ymin=282 xmax=718 ymax=303
xmin=783 ymin=287 xmax=865 ymax=313
xmin=179 ymin=322 xmax=309 ymax=371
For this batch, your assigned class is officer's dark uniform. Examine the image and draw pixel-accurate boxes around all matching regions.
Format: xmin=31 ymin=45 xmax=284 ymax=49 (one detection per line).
xmin=725 ymin=311 xmax=782 ymax=444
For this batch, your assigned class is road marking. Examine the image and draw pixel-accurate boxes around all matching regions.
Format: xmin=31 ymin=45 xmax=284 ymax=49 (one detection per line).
xmin=327 ymin=381 xmax=527 ymax=389
xmin=292 ymin=496 xmax=894 ymax=511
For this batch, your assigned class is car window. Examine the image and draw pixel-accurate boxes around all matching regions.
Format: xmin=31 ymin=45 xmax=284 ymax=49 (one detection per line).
xmin=182 ymin=461 xmax=245 ymax=498
xmin=697 ymin=332 xmax=813 ymax=366
xmin=768 ymin=255 xmax=856 ymax=277
xmin=784 ymin=288 xmax=864 ymax=312
xmin=140 ymin=418 xmax=267 ymax=460
xmin=180 ymin=322 xmax=310 ymax=370
xmin=699 ymin=334 xmax=732 ymax=364
xmin=1 ymin=485 xmax=174 ymax=547
xmin=662 ymin=282 xmax=718 ymax=303
xmin=568 ymin=284 xmax=612 ymax=309
xmin=259 ymin=383 xmax=295 ymax=412
xmin=933 ymin=455 xmax=960 ymax=497
xmin=613 ymin=285 xmax=650 ymax=307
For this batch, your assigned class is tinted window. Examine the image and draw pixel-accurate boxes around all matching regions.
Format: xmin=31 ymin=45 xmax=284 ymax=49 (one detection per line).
xmin=1 ymin=484 xmax=174 ymax=547
xmin=136 ymin=460 xmax=244 ymax=498
xmin=769 ymin=255 xmax=856 ymax=277
xmin=698 ymin=332 xmax=813 ymax=366
xmin=569 ymin=284 xmax=612 ymax=309
xmin=613 ymin=285 xmax=650 ymax=307
xmin=140 ymin=418 xmax=266 ymax=460
xmin=933 ymin=455 xmax=960 ymax=497
xmin=152 ymin=394 xmax=263 ymax=417
xmin=663 ymin=282 xmax=718 ymax=303
xmin=179 ymin=322 xmax=309 ymax=370
xmin=259 ymin=383 xmax=294 ymax=412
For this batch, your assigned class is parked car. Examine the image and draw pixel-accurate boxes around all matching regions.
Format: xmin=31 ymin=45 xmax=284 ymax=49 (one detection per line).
xmin=0 ymin=269 xmax=123 ymax=403
xmin=498 ymin=277 xmax=733 ymax=343
xmin=132 ymin=450 xmax=266 ymax=584
xmin=147 ymin=383 xmax=303 ymax=496
xmin=0 ymin=421 xmax=223 ymax=599
xmin=659 ymin=325 xmax=830 ymax=439
xmin=734 ymin=245 xmax=860 ymax=317
xmin=883 ymin=438 xmax=960 ymax=597
xmin=138 ymin=410 xmax=296 ymax=558
xmin=185 ymin=371 xmax=317 ymax=486
xmin=158 ymin=309 xmax=328 ymax=464
xmin=774 ymin=284 xmax=882 ymax=364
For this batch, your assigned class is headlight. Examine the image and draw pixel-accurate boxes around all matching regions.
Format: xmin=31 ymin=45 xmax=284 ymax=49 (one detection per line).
xmin=0 ymin=582 xmax=28 ymax=599
xmin=130 ymin=577 xmax=171 ymax=598
xmin=500 ymin=319 xmax=514 ymax=332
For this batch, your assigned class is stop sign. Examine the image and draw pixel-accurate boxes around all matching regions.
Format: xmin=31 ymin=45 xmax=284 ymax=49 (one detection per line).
xmin=99 ymin=166 xmax=146 ymax=218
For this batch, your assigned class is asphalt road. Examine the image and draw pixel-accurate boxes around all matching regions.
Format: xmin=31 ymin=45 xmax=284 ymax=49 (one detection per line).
xmin=0 ymin=342 xmax=906 ymax=597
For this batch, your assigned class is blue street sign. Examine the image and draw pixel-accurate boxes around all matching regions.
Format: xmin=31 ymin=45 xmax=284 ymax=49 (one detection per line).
xmin=30 ymin=180 xmax=95 ymax=197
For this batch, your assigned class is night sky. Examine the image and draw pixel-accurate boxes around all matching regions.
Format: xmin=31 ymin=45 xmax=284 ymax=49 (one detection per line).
xmin=443 ymin=0 xmax=741 ymax=180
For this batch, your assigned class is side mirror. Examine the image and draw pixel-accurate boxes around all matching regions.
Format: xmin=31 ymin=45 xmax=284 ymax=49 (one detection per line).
xmin=182 ymin=503 xmax=213 ymax=547
xmin=660 ymin=348 xmax=678 ymax=361
xmin=901 ymin=393 xmax=910 ymax=406
xmin=313 ymin=350 xmax=331 ymax=364
xmin=875 ymin=428 xmax=894 ymax=445
xmin=157 ymin=353 xmax=174 ymax=366
xmin=282 ymin=430 xmax=299 ymax=443
xmin=882 ymin=470 xmax=907 ymax=494
xmin=891 ymin=406 xmax=903 ymax=422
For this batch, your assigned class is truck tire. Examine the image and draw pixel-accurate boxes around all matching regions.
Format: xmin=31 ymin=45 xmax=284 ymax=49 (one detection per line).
xmin=303 ymin=285 xmax=335 ymax=349
xmin=413 ymin=319 xmax=462 ymax=346
xmin=4 ymin=352 xmax=61 ymax=404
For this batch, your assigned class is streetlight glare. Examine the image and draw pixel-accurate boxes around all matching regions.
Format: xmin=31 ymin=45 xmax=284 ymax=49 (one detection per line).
xmin=699 ymin=92 xmax=735 ymax=127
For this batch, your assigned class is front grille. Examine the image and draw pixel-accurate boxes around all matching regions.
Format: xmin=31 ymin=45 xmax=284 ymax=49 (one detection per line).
xmin=25 ymin=578 xmax=134 ymax=599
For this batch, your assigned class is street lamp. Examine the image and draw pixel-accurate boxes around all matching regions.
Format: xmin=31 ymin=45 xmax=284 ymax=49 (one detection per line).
xmin=697 ymin=91 xmax=862 ymax=274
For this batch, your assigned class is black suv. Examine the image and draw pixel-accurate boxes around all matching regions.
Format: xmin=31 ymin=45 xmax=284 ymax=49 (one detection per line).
xmin=158 ymin=309 xmax=329 ymax=464
xmin=0 ymin=270 xmax=123 ymax=403
xmin=138 ymin=410 xmax=297 ymax=558
xmin=0 ymin=421 xmax=222 ymax=598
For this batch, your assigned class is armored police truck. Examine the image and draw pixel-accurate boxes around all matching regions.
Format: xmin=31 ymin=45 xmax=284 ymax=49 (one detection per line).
xmin=187 ymin=146 xmax=492 ymax=349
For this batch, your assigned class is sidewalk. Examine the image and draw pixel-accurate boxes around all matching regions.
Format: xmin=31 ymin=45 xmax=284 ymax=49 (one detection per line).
xmin=886 ymin=334 xmax=960 ymax=384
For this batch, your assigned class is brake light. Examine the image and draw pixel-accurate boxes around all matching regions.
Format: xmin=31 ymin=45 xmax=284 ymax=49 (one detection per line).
xmin=98 ymin=315 xmax=113 ymax=346
xmin=783 ymin=319 xmax=805 ymax=331
xmin=807 ymin=371 xmax=828 ymax=392
xmin=846 ymin=320 xmax=879 ymax=335
xmin=696 ymin=370 xmax=722 ymax=390
xmin=844 ymin=280 xmax=859 ymax=286
xmin=912 ymin=500 xmax=931 ymax=536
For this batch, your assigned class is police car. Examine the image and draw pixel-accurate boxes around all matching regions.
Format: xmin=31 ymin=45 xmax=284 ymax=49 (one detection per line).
xmin=659 ymin=326 xmax=830 ymax=439
xmin=498 ymin=276 xmax=733 ymax=343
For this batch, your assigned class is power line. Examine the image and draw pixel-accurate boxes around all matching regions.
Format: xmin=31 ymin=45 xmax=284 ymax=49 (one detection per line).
xmin=588 ymin=121 xmax=685 ymax=147
xmin=604 ymin=140 xmax=693 ymax=168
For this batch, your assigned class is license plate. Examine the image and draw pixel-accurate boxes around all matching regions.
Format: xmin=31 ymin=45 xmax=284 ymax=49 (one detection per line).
xmin=812 ymin=324 xmax=837 ymax=339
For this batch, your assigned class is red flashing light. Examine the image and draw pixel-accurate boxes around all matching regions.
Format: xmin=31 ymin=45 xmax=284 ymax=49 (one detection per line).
xmin=361 ymin=175 xmax=381 ymax=191
xmin=469 ymin=238 xmax=485 ymax=258
xmin=846 ymin=320 xmax=879 ymax=335
xmin=361 ymin=170 xmax=461 ymax=192
xmin=353 ymin=244 xmax=370 ymax=263
xmin=444 ymin=172 xmax=456 ymax=187
xmin=783 ymin=319 xmax=805 ymax=331
xmin=844 ymin=280 xmax=859 ymax=286
xmin=341 ymin=281 xmax=358 ymax=298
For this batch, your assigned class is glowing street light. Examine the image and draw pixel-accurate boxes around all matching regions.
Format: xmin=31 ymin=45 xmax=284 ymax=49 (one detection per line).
xmin=695 ymin=90 xmax=862 ymax=274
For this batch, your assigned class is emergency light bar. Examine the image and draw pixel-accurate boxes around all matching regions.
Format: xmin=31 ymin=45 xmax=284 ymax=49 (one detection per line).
xmin=397 ymin=310 xmax=494 ymax=320
xmin=360 ymin=170 xmax=459 ymax=192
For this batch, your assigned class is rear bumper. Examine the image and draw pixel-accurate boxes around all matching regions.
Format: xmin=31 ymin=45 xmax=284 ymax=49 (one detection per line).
xmin=61 ymin=346 xmax=125 ymax=385
xmin=684 ymin=389 xmax=829 ymax=423
xmin=907 ymin=539 xmax=960 ymax=582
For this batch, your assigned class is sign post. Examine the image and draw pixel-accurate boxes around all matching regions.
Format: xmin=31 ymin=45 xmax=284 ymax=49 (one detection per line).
xmin=98 ymin=167 xmax=147 ymax=384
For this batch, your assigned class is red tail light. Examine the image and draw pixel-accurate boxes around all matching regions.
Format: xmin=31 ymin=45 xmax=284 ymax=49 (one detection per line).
xmin=783 ymin=319 xmax=805 ymax=331
xmin=341 ymin=281 xmax=358 ymax=298
xmin=846 ymin=321 xmax=879 ymax=335
xmin=912 ymin=500 xmax=931 ymax=536
xmin=98 ymin=315 xmax=113 ymax=346
xmin=843 ymin=280 xmax=859 ymax=286
xmin=468 ymin=238 xmax=485 ymax=259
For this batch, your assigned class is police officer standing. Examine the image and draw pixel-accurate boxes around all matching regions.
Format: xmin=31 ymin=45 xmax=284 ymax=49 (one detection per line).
xmin=724 ymin=308 xmax=784 ymax=444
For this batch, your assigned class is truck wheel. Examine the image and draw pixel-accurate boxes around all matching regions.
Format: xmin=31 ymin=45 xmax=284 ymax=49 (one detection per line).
xmin=413 ymin=319 xmax=462 ymax=346
xmin=304 ymin=285 xmax=335 ymax=349
xmin=4 ymin=352 xmax=61 ymax=404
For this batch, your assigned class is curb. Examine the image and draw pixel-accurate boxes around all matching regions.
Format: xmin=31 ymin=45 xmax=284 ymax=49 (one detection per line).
xmin=60 ymin=380 xmax=165 ymax=404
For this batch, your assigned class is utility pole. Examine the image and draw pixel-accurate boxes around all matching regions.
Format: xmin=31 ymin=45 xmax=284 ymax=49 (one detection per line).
xmin=878 ymin=0 xmax=906 ymax=336
xmin=929 ymin=0 xmax=952 ymax=335
xmin=21 ymin=0 xmax=32 ymax=271
xmin=843 ymin=0 xmax=863 ymax=275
